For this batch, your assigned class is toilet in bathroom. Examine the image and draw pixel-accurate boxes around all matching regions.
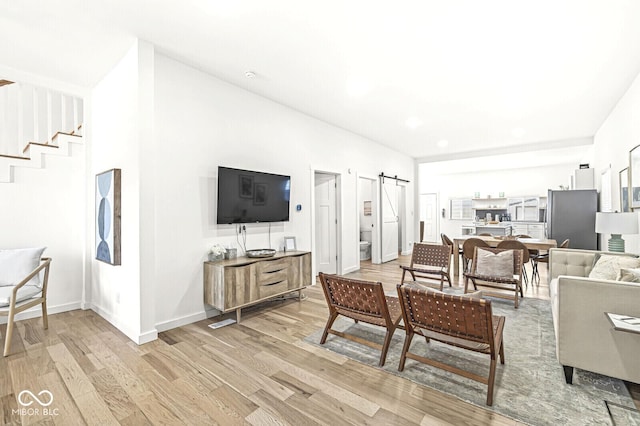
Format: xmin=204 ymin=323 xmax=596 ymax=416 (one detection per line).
xmin=359 ymin=230 xmax=372 ymax=260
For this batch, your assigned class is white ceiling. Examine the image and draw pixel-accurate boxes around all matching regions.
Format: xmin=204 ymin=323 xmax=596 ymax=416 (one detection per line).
xmin=2 ymin=0 xmax=640 ymax=161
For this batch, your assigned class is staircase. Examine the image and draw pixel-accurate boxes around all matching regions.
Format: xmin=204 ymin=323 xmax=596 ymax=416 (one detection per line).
xmin=0 ymin=80 xmax=83 ymax=183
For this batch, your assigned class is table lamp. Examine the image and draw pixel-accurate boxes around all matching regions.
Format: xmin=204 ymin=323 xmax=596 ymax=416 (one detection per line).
xmin=595 ymin=212 xmax=638 ymax=252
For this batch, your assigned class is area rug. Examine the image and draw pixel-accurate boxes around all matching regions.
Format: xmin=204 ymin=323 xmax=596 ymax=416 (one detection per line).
xmin=304 ymin=295 xmax=639 ymax=426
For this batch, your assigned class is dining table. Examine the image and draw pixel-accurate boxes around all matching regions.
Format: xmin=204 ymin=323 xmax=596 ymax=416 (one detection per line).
xmin=451 ymin=235 xmax=558 ymax=277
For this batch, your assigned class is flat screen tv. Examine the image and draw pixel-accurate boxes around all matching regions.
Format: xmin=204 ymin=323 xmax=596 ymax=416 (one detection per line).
xmin=217 ymin=166 xmax=291 ymax=224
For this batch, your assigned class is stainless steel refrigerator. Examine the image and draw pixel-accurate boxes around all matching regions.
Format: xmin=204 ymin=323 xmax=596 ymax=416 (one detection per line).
xmin=546 ymin=189 xmax=598 ymax=250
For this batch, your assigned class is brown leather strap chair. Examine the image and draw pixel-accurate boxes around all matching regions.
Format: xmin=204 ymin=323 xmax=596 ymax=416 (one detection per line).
xmin=496 ymin=240 xmax=530 ymax=286
xmin=397 ymin=282 xmax=506 ymax=406
xmin=400 ymin=243 xmax=451 ymax=291
xmin=319 ymin=273 xmax=403 ymax=366
xmin=464 ymin=247 xmax=524 ymax=308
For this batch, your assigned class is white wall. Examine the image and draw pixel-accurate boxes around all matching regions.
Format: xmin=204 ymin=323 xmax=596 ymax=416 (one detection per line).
xmin=89 ymin=40 xmax=151 ymax=343
xmin=153 ymin=53 xmax=415 ymax=330
xmin=0 ymin=141 xmax=85 ymax=323
xmin=419 ymin=162 xmax=576 ymax=238
xmin=593 ymin=68 xmax=640 ymax=253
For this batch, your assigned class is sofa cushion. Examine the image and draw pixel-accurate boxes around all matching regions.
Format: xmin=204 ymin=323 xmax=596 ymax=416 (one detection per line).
xmin=588 ymin=254 xmax=640 ymax=280
xmin=0 ymin=247 xmax=46 ymax=287
xmin=475 ymin=248 xmax=514 ymax=278
xmin=616 ymin=268 xmax=640 ymax=283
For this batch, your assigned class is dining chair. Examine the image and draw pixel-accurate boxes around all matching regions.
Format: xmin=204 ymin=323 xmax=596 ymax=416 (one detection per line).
xmin=441 ymin=233 xmax=463 ymax=264
xmin=462 ymin=238 xmax=490 ymax=273
xmin=531 ymin=239 xmax=569 ymax=282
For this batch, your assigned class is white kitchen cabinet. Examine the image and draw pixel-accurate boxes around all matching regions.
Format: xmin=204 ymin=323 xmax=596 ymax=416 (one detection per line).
xmin=511 ymin=222 xmax=546 ymax=239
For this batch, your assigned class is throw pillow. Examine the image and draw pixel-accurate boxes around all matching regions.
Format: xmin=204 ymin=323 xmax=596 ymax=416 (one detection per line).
xmin=475 ymin=248 xmax=514 ymax=278
xmin=589 ymin=254 xmax=640 ymax=280
xmin=616 ymin=268 xmax=640 ymax=283
xmin=0 ymin=247 xmax=46 ymax=287
xmin=424 ymin=286 xmax=483 ymax=300
xmin=463 ymin=290 xmax=484 ymax=299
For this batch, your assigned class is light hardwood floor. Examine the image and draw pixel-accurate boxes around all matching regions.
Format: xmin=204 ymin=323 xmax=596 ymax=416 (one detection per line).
xmin=0 ymin=255 xmax=637 ymax=425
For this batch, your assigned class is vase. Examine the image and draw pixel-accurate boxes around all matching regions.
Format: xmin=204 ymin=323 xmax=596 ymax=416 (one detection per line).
xmin=208 ymin=253 xmax=224 ymax=262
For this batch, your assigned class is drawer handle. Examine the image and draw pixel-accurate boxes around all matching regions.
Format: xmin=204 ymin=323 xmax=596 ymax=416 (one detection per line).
xmin=263 ymin=280 xmax=285 ymax=287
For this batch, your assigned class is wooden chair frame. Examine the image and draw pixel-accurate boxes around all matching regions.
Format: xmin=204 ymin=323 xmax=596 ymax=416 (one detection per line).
xmin=397 ymin=283 xmax=506 ymax=406
xmin=400 ymin=243 xmax=452 ymax=291
xmin=0 ymin=257 xmax=51 ymax=356
xmin=464 ymin=247 xmax=524 ymax=308
xmin=318 ymin=273 xmax=403 ymax=366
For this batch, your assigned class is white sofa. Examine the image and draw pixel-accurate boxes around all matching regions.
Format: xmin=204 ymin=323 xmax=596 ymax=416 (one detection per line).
xmin=549 ymin=248 xmax=640 ymax=384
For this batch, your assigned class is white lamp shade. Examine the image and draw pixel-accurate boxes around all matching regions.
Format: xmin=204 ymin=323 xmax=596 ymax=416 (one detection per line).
xmin=595 ymin=212 xmax=639 ymax=235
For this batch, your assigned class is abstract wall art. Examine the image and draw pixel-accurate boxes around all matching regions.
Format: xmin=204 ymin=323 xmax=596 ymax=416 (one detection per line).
xmin=95 ymin=168 xmax=121 ymax=265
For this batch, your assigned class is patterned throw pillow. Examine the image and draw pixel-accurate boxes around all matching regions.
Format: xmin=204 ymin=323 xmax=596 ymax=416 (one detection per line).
xmin=588 ymin=255 xmax=640 ymax=281
xmin=475 ymin=248 xmax=514 ymax=278
xmin=616 ymin=268 xmax=640 ymax=283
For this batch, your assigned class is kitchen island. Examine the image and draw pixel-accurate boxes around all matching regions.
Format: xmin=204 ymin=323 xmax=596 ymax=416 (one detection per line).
xmin=464 ymin=222 xmax=513 ymax=236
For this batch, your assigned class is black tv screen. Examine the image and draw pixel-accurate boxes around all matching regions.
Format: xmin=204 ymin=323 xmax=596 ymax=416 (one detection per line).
xmin=217 ymin=166 xmax=291 ymax=224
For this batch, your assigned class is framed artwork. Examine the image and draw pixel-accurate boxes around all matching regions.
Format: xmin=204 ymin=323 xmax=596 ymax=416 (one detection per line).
xmin=364 ymin=200 xmax=372 ymax=216
xmin=239 ymin=175 xmax=254 ymax=198
xmin=284 ymin=236 xmax=297 ymax=251
xmin=254 ymin=183 xmax=266 ymax=205
xmin=630 ymin=145 xmax=640 ymax=209
xmin=620 ymin=167 xmax=630 ymax=212
xmin=96 ymin=168 xmax=121 ymax=265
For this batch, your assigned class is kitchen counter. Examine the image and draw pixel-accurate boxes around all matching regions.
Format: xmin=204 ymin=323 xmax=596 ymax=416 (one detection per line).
xmin=462 ymin=222 xmax=513 ymax=236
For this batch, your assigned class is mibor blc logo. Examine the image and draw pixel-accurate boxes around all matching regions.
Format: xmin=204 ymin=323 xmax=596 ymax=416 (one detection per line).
xmin=13 ymin=390 xmax=59 ymax=416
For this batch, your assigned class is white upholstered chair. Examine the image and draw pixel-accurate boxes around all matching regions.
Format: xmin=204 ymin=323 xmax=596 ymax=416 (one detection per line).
xmin=0 ymin=247 xmax=50 ymax=356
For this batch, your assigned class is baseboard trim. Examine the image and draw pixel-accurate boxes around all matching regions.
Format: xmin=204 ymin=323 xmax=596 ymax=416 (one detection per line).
xmin=155 ymin=308 xmax=221 ymax=333
xmin=90 ymin=303 xmax=157 ymax=345
xmin=0 ymin=301 xmax=81 ymax=325
xmin=401 ymin=249 xmax=413 ymax=256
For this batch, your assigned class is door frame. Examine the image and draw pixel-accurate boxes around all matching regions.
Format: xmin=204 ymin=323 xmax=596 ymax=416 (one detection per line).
xmin=420 ymin=192 xmax=440 ymax=243
xmin=310 ymin=168 xmax=342 ymax=278
xmin=356 ymin=173 xmax=381 ymax=265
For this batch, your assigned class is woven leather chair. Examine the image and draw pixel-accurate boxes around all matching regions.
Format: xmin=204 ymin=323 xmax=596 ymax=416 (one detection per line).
xmin=318 ymin=273 xmax=403 ymax=366
xmin=496 ymin=240 xmax=530 ymax=286
xmin=400 ymin=243 xmax=451 ymax=291
xmin=397 ymin=282 xmax=506 ymax=406
xmin=464 ymin=247 xmax=524 ymax=308
xmin=532 ymin=239 xmax=569 ymax=282
xmin=462 ymin=238 xmax=490 ymax=273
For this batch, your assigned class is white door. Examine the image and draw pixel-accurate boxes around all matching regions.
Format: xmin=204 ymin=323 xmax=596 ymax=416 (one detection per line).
xmin=421 ymin=193 xmax=439 ymax=243
xmin=315 ymin=173 xmax=337 ymax=274
xmin=380 ymin=179 xmax=399 ymax=263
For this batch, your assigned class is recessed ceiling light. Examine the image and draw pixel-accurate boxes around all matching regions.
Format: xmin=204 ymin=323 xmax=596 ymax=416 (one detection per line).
xmin=512 ymin=127 xmax=526 ymax=138
xmin=405 ymin=116 xmax=423 ymax=129
xmin=437 ymin=139 xmax=449 ymax=148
